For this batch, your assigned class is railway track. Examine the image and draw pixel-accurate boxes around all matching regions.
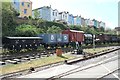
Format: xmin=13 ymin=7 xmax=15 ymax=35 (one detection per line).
xmin=1 ymin=47 xmax=120 ymax=79
xmin=97 ymin=68 xmax=120 ymax=80
xmin=46 ymin=52 xmax=119 ymax=80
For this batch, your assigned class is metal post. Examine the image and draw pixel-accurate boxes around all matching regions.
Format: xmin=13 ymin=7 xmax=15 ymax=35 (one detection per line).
xmin=93 ymin=35 xmax=95 ymax=51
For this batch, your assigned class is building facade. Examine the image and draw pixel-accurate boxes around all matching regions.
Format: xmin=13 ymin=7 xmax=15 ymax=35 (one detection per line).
xmin=74 ymin=16 xmax=81 ymax=25
xmin=81 ymin=17 xmax=86 ymax=27
xmin=99 ymin=21 xmax=105 ymax=28
xmin=39 ymin=6 xmax=53 ymax=21
xmin=12 ymin=0 xmax=20 ymax=12
xmin=32 ymin=6 xmax=60 ymax=21
xmin=115 ymin=27 xmax=120 ymax=35
xmin=58 ymin=11 xmax=69 ymax=23
xmin=85 ymin=19 xmax=94 ymax=27
xmin=67 ymin=14 xmax=74 ymax=25
xmin=13 ymin=0 xmax=32 ymax=18
xmin=92 ymin=19 xmax=99 ymax=28
xmin=52 ymin=9 xmax=59 ymax=21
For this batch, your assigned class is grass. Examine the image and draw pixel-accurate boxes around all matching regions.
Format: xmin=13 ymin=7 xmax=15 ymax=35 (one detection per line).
xmin=83 ymin=47 xmax=110 ymax=54
xmin=1 ymin=53 xmax=76 ymax=75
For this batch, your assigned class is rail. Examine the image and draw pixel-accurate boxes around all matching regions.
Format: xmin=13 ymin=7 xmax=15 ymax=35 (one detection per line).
xmin=97 ymin=68 xmax=120 ymax=80
xmin=1 ymin=47 xmax=120 ymax=79
xmin=46 ymin=51 xmax=119 ymax=80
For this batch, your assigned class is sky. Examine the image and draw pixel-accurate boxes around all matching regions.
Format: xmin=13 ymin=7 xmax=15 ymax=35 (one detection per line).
xmin=31 ymin=0 xmax=119 ymax=29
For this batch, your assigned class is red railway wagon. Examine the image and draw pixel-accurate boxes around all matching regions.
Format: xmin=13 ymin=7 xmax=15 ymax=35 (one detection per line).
xmin=62 ymin=30 xmax=84 ymax=42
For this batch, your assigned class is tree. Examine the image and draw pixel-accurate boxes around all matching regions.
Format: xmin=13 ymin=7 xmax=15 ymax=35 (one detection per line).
xmin=47 ymin=25 xmax=62 ymax=33
xmin=15 ymin=24 xmax=39 ymax=37
xmin=105 ymin=28 xmax=116 ymax=35
xmin=81 ymin=26 xmax=89 ymax=33
xmin=34 ymin=9 xmax=40 ymax=19
xmin=2 ymin=2 xmax=19 ymax=37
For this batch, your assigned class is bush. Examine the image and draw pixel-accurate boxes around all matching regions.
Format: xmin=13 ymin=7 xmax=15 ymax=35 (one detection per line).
xmin=15 ymin=24 xmax=39 ymax=37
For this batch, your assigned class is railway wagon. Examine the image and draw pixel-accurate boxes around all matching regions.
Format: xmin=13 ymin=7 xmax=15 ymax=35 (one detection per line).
xmin=38 ymin=34 xmax=69 ymax=48
xmin=62 ymin=30 xmax=84 ymax=43
xmin=2 ymin=37 xmax=43 ymax=51
xmin=95 ymin=34 xmax=111 ymax=44
xmin=109 ymin=35 xmax=118 ymax=43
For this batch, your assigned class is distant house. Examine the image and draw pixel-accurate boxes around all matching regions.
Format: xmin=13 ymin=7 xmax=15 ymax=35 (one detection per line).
xmin=85 ymin=19 xmax=94 ymax=27
xmin=74 ymin=16 xmax=81 ymax=25
xmin=92 ymin=19 xmax=99 ymax=28
xmin=32 ymin=6 xmax=60 ymax=21
xmin=58 ymin=11 xmax=69 ymax=23
xmin=67 ymin=14 xmax=74 ymax=25
xmin=115 ymin=27 xmax=120 ymax=35
xmin=52 ymin=9 xmax=59 ymax=21
xmin=32 ymin=6 xmax=53 ymax=21
xmin=99 ymin=21 xmax=105 ymax=28
xmin=81 ymin=17 xmax=86 ymax=27
xmin=12 ymin=0 xmax=32 ymax=18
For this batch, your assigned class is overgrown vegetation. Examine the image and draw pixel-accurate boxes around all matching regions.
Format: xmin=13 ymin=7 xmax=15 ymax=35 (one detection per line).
xmin=15 ymin=24 xmax=39 ymax=37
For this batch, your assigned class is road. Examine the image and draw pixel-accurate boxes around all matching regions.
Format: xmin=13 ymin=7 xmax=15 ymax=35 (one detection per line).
xmin=18 ymin=49 xmax=119 ymax=79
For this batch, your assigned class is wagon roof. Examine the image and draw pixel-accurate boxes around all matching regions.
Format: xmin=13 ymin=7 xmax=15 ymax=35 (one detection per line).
xmin=6 ymin=37 xmax=42 ymax=39
xmin=70 ymin=30 xmax=84 ymax=33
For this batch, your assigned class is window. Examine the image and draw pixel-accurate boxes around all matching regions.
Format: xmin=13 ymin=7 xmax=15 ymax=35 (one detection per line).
xmin=56 ymin=12 xmax=57 ymax=16
xmin=53 ymin=12 xmax=54 ymax=16
xmin=22 ymin=2 xmax=24 ymax=6
xmin=28 ymin=4 xmax=30 ymax=7
xmin=14 ymin=1 xmax=16 ymax=4
xmin=24 ymin=9 xmax=27 ymax=14
xmin=14 ymin=0 xmax=16 ymax=4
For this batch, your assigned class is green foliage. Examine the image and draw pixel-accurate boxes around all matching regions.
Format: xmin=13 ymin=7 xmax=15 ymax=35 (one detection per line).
xmin=47 ymin=25 xmax=62 ymax=33
xmin=105 ymin=28 xmax=116 ymax=35
xmin=33 ymin=9 xmax=40 ymax=19
xmin=2 ymin=2 xmax=19 ymax=37
xmin=15 ymin=24 xmax=39 ymax=37
xmin=69 ymin=25 xmax=81 ymax=30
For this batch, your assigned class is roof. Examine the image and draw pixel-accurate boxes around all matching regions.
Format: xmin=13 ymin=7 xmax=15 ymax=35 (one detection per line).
xmin=20 ymin=0 xmax=32 ymax=3
xmin=53 ymin=9 xmax=58 ymax=11
xmin=70 ymin=30 xmax=84 ymax=33
xmin=84 ymin=34 xmax=92 ymax=37
xmin=6 ymin=37 xmax=42 ymax=39
xmin=32 ymin=6 xmax=52 ymax=11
